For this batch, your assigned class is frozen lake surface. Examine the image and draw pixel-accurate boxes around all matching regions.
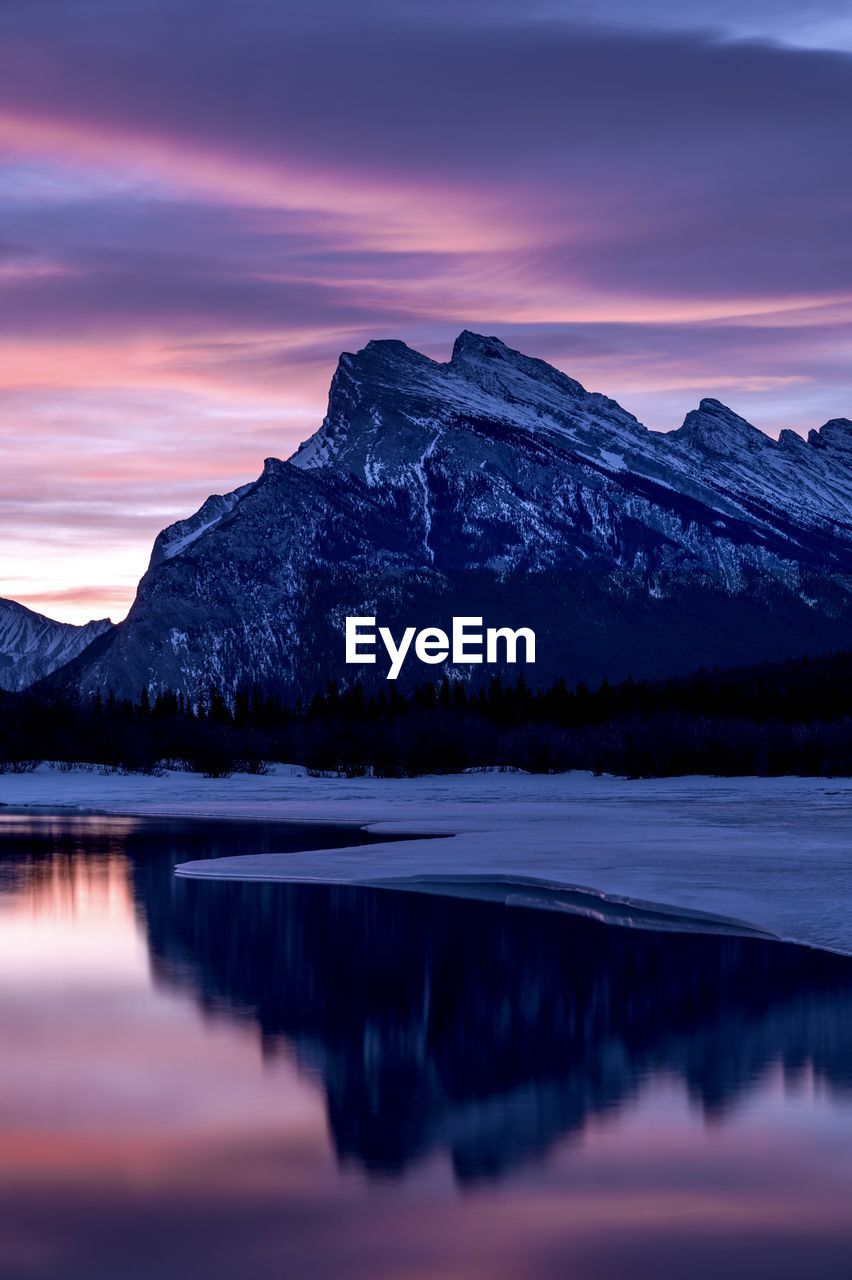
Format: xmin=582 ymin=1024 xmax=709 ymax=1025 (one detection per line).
xmin=4 ymin=766 xmax=852 ymax=954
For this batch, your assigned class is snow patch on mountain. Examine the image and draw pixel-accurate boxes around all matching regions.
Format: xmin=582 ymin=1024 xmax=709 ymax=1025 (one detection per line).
xmin=149 ymin=484 xmax=254 ymax=568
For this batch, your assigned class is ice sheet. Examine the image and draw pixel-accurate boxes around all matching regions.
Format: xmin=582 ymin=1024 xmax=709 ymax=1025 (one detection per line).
xmin=3 ymin=766 xmax=852 ymax=954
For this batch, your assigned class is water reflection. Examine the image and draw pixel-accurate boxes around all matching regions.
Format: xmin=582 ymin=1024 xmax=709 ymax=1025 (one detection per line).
xmin=3 ymin=810 xmax=852 ymax=1280
xmin=139 ymin=868 xmax=852 ymax=1183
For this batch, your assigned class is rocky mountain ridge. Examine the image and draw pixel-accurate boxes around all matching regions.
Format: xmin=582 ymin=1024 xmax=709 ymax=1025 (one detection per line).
xmin=16 ymin=331 xmax=852 ymax=699
xmin=0 ymin=598 xmax=112 ymax=692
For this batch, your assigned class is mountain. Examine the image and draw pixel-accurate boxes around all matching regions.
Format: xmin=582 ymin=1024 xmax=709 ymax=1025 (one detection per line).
xmin=0 ymin=598 xmax=113 ymax=692
xmin=148 ymin=483 xmax=254 ymax=570
xmin=66 ymin=331 xmax=852 ymax=702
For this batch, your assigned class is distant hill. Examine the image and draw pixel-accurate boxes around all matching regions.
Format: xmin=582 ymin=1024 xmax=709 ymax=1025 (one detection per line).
xmin=0 ymin=597 xmax=112 ymax=692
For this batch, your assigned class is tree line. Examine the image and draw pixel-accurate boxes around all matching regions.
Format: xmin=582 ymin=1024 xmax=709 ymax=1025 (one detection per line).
xmin=3 ymin=647 xmax=852 ymax=777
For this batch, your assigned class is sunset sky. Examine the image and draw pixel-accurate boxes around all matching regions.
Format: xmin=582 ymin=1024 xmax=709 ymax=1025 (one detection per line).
xmin=3 ymin=0 xmax=852 ymax=623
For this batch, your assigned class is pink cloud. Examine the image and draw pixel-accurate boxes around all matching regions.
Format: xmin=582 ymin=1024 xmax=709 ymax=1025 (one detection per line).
xmin=2 ymin=7 xmax=852 ymax=619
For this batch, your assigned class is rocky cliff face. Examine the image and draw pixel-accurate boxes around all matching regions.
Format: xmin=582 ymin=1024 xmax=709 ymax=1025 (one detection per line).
xmin=65 ymin=331 xmax=852 ymax=701
xmin=0 ymin=598 xmax=112 ymax=692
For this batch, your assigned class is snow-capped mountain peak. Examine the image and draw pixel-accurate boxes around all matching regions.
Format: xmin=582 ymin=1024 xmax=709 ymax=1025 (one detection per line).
xmin=49 ymin=330 xmax=852 ymax=703
xmin=0 ymin=598 xmax=113 ymax=692
xmin=450 ymin=328 xmax=587 ymax=402
xmin=671 ymin=398 xmax=772 ymax=456
xmin=291 ymin=330 xmax=650 ymax=485
xmin=809 ymin=419 xmax=852 ymax=452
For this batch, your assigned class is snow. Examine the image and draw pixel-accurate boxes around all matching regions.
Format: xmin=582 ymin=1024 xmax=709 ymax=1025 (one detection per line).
xmin=596 ymin=448 xmax=627 ymax=472
xmin=156 ymin=485 xmax=252 ymax=563
xmin=4 ymin=766 xmax=852 ymax=956
xmin=293 ymin=331 xmax=852 ymax=545
xmin=164 ymin=514 xmax=227 ymax=559
xmin=0 ymin=599 xmax=111 ymax=692
xmin=55 ymin=329 xmax=852 ymax=704
xmin=413 ymin=426 xmax=443 ymax=561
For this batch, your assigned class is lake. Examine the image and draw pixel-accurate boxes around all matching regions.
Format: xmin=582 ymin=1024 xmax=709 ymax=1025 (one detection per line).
xmin=2 ymin=808 xmax=852 ymax=1279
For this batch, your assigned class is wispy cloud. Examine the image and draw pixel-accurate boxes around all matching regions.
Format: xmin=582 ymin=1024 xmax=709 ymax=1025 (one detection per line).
xmin=2 ymin=1 xmax=852 ymax=619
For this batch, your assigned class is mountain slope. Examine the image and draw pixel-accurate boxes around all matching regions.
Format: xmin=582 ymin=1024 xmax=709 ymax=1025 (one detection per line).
xmin=68 ymin=332 xmax=852 ymax=701
xmin=0 ymin=598 xmax=113 ymax=692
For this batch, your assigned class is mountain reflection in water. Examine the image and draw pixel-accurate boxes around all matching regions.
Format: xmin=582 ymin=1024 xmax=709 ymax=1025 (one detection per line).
xmin=137 ymin=850 xmax=852 ymax=1184
xmin=4 ymin=809 xmax=852 ymax=1280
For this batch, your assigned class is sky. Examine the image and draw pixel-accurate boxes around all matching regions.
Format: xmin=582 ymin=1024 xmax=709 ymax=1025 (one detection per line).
xmin=2 ymin=0 xmax=852 ymax=623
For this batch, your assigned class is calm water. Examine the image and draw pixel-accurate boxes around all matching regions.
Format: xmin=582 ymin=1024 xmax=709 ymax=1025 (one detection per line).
xmin=2 ymin=810 xmax=852 ymax=1279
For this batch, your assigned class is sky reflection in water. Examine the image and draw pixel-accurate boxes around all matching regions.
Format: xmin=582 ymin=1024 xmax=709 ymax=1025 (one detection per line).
xmin=1 ymin=810 xmax=852 ymax=1280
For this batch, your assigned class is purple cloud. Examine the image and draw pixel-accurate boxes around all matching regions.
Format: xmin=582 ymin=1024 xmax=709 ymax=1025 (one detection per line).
xmin=2 ymin=0 xmax=852 ymax=618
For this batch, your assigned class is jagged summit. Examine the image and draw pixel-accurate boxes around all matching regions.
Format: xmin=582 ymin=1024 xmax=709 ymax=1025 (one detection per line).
xmin=450 ymin=329 xmax=523 ymax=367
xmin=672 ymin=398 xmax=770 ymax=454
xmin=449 ymin=328 xmax=591 ymax=409
xmin=292 ymin=330 xmax=647 ymax=477
xmin=364 ymin=337 xmax=415 ymax=354
xmin=700 ymin=397 xmax=736 ymax=412
xmin=291 ymin=332 xmax=852 ymax=541
xmin=32 ymin=328 xmax=852 ymax=703
xmin=809 ymin=418 xmax=852 ymax=451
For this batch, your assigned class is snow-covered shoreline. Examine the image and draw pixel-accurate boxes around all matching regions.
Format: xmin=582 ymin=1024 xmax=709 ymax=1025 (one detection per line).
xmin=4 ymin=764 xmax=852 ymax=956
